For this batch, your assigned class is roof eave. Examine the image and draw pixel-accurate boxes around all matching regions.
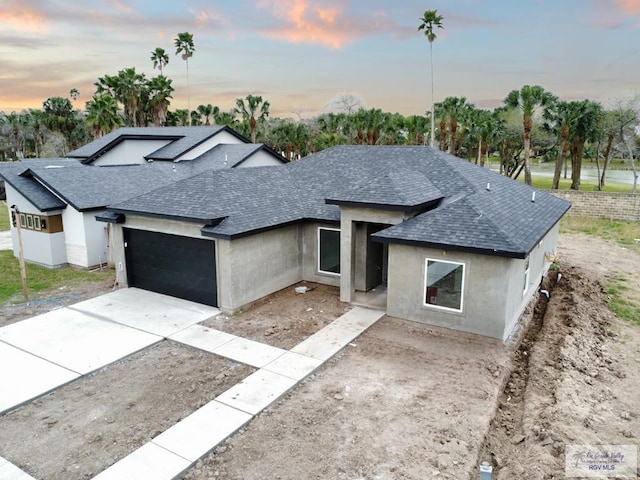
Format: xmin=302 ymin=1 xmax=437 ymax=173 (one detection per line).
xmin=109 ymin=208 xmax=226 ymax=226
xmin=324 ymin=197 xmax=443 ymax=213
xmin=371 ymin=235 xmax=527 ymax=259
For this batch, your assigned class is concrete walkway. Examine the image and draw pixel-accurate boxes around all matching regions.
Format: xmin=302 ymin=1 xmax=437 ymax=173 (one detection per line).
xmin=0 ymin=290 xmax=384 ymax=480
xmin=0 ymin=231 xmax=11 ymax=251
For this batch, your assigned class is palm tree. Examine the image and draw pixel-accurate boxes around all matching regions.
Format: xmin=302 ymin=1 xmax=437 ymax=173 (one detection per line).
xmin=543 ymin=101 xmax=573 ymax=189
xmin=95 ymin=68 xmax=146 ymax=127
xmin=147 ymin=76 xmax=174 ymax=127
xmin=234 ymin=95 xmax=270 ymax=143
xmin=440 ymin=96 xmax=471 ymax=155
xmin=567 ymin=100 xmax=604 ymax=190
xmin=174 ymin=32 xmax=195 ymax=125
xmin=151 ymin=47 xmax=169 ymax=75
xmin=504 ymin=85 xmax=556 ymax=185
xmin=86 ymin=93 xmax=123 ymax=138
xmin=418 ymin=9 xmax=444 ymax=148
xmin=196 ymin=104 xmax=215 ymax=125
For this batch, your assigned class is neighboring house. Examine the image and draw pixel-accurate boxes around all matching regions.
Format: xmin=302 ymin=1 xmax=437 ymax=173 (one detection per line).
xmin=103 ymin=145 xmax=571 ymax=341
xmin=0 ymin=126 xmax=286 ymax=269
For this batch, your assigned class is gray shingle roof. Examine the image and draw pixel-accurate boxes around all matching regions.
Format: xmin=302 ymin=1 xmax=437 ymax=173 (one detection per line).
xmin=4 ymin=143 xmax=280 ymax=212
xmin=0 ymin=159 xmax=81 ymax=211
xmin=108 ymin=145 xmax=570 ymax=257
xmin=66 ymin=126 xmax=246 ymax=162
xmin=24 ymin=165 xmax=173 ymax=211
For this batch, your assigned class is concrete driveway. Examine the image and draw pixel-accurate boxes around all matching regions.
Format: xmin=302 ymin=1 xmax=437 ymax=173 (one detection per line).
xmin=0 ymin=288 xmax=220 ymax=415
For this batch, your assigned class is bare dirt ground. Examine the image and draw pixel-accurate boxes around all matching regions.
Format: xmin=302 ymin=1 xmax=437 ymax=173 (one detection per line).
xmin=0 ymin=275 xmax=117 ymax=328
xmin=0 ymin=342 xmax=252 ymax=480
xmin=0 ymin=233 xmax=638 ymax=480
xmin=481 ymin=233 xmax=640 ymax=479
xmin=204 ymin=282 xmax=351 ymax=349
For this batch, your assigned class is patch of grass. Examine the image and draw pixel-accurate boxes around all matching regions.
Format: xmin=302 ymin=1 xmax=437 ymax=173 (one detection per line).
xmin=529 ymin=176 xmax=632 ymax=193
xmin=560 ymin=217 xmax=640 ymax=250
xmin=0 ymin=250 xmax=114 ymax=303
xmin=606 ymin=276 xmax=640 ymax=326
xmin=0 ymin=201 xmax=10 ymax=231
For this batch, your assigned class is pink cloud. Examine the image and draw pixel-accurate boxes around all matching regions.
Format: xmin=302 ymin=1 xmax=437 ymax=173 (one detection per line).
xmin=0 ymin=2 xmax=48 ymax=33
xmin=256 ymin=0 xmax=371 ymax=49
xmin=113 ymin=0 xmax=133 ymax=14
xmin=616 ymin=0 xmax=640 ymax=14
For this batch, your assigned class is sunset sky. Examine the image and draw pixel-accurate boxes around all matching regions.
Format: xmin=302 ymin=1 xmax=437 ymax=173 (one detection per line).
xmin=1 ymin=0 xmax=639 ymax=118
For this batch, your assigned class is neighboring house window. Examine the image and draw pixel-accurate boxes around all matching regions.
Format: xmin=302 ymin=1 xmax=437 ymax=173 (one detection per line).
xmin=523 ymin=257 xmax=530 ymax=297
xmin=424 ymin=259 xmax=465 ymax=312
xmin=318 ymin=227 xmax=340 ymax=275
xmin=12 ymin=212 xmax=63 ymax=233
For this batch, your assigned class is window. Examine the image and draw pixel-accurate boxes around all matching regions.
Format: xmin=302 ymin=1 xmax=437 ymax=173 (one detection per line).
xmin=523 ymin=257 xmax=530 ymax=297
xmin=19 ymin=213 xmax=26 ymax=228
xmin=318 ymin=227 xmax=340 ymax=275
xmin=424 ymin=259 xmax=465 ymax=312
xmin=34 ymin=216 xmax=41 ymax=230
xmin=26 ymin=214 xmax=33 ymax=228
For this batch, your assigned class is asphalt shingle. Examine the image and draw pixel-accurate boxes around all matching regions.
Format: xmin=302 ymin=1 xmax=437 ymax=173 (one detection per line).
xmin=66 ymin=126 xmax=240 ymax=162
xmin=109 ymin=145 xmax=570 ymax=257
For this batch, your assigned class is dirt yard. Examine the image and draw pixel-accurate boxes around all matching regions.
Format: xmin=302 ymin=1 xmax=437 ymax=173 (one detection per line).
xmin=0 ymin=233 xmax=638 ymax=480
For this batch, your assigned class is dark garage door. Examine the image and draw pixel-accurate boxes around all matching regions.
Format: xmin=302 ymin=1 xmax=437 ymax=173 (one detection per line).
xmin=124 ymin=228 xmax=217 ymax=307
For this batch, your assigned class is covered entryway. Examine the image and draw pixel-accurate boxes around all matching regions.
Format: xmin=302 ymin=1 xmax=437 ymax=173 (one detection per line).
xmin=123 ymin=228 xmax=217 ymax=307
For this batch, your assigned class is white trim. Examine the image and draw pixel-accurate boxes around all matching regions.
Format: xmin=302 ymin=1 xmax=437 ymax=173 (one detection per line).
xmin=423 ymin=258 xmax=465 ymax=313
xmin=317 ymin=227 xmax=341 ymax=276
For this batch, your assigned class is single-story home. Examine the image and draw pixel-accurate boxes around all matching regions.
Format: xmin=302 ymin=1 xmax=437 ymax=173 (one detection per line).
xmin=0 ymin=126 xmax=286 ymax=269
xmin=102 ymin=145 xmax=571 ymax=341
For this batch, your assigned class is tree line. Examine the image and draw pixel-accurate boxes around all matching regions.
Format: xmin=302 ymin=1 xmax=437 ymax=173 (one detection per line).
xmin=1 ymin=31 xmax=638 ymax=192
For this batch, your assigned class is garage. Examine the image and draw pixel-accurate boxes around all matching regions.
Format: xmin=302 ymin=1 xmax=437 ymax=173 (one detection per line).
xmin=123 ymin=228 xmax=217 ymax=307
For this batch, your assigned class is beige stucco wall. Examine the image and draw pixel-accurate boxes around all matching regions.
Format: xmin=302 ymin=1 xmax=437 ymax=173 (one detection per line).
xmin=216 ymin=225 xmax=302 ymax=312
xmin=385 ymin=221 xmax=561 ymax=340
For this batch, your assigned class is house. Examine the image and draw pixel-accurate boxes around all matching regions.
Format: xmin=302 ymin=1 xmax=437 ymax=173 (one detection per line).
xmin=102 ymin=145 xmax=571 ymax=341
xmin=0 ymin=126 xmax=286 ymax=269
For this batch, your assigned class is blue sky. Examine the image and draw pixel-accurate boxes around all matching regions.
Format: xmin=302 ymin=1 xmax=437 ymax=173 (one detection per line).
xmin=1 ymin=0 xmax=639 ymax=117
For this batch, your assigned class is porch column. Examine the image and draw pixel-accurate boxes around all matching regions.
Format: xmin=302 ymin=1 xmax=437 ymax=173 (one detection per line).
xmin=340 ymin=218 xmax=356 ymax=303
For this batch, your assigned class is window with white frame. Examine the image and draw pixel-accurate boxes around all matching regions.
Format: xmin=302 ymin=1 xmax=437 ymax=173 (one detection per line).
xmin=523 ymin=256 xmax=530 ymax=297
xmin=424 ymin=259 xmax=465 ymax=312
xmin=318 ymin=227 xmax=340 ymax=275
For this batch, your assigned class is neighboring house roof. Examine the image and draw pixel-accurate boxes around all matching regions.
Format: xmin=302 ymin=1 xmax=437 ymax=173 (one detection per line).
xmin=0 ymin=159 xmax=82 ymax=211
xmin=108 ymin=145 xmax=571 ymax=258
xmin=66 ymin=126 xmax=250 ymax=163
xmin=1 ymin=142 xmax=285 ymax=213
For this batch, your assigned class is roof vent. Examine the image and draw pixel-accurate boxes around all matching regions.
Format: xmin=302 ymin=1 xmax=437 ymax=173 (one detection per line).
xmin=486 ymin=182 xmax=490 ymax=191
xmin=531 ymin=191 xmax=536 ymax=202
xmin=44 ymin=165 xmax=64 ymax=169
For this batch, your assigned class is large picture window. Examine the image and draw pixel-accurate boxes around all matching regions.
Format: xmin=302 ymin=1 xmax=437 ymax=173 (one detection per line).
xmin=318 ymin=227 xmax=340 ymax=275
xmin=424 ymin=259 xmax=465 ymax=312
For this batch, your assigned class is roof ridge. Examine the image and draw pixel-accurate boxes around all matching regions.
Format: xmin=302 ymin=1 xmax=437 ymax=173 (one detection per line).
xmin=462 ymin=194 xmax=522 ymax=251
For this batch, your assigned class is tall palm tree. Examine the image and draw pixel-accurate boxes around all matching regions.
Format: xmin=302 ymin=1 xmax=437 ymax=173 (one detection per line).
xmin=234 ymin=95 xmax=270 ymax=143
xmin=86 ymin=93 xmax=123 ymax=138
xmin=504 ymin=85 xmax=556 ymax=185
xmin=174 ymin=32 xmax=195 ymax=125
xmin=418 ymin=9 xmax=444 ymax=148
xmin=151 ymin=47 xmax=169 ymax=75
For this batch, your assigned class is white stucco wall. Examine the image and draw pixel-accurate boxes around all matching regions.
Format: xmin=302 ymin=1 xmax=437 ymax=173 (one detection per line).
xmin=83 ymin=210 xmax=109 ymax=267
xmin=237 ymin=150 xmax=285 ymax=167
xmin=5 ymin=184 xmax=67 ymax=267
xmin=92 ymin=139 xmax=171 ymax=165
xmin=176 ymin=131 xmax=244 ymax=161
